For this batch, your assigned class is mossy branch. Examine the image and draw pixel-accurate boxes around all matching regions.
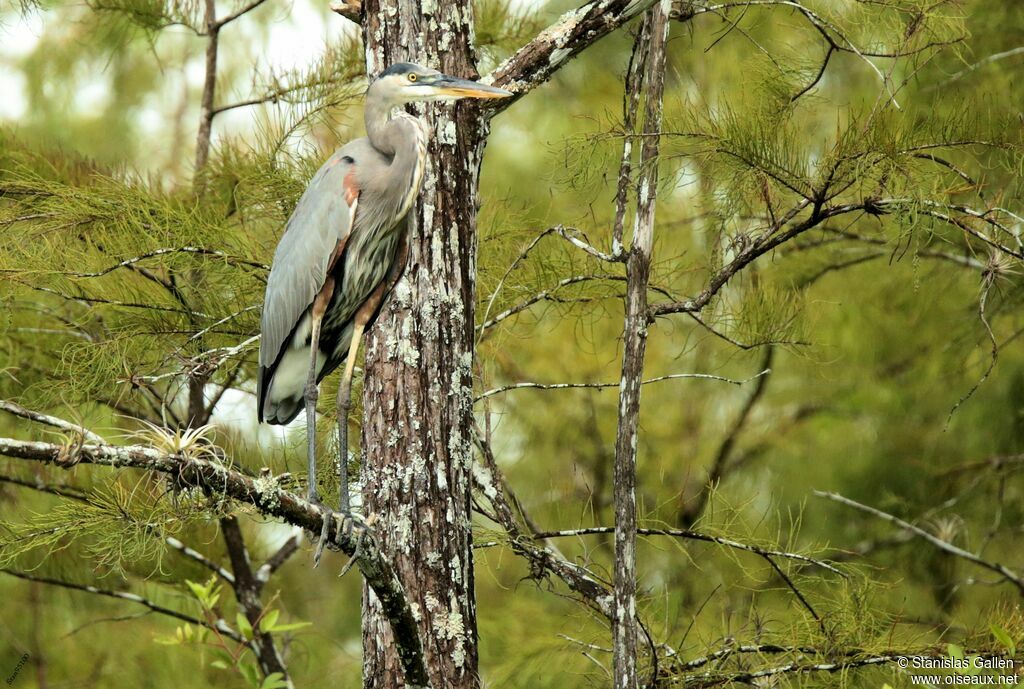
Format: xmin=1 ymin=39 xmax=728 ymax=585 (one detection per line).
xmin=0 ymin=433 xmax=430 ymax=686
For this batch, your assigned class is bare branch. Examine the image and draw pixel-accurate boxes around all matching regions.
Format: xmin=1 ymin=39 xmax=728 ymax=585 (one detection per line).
xmin=477 ymin=274 xmax=623 ymax=334
xmin=472 ymin=428 xmax=614 ymax=619
xmin=329 ymin=0 xmax=361 ymax=23
xmin=475 ymin=369 xmax=770 ymax=401
xmin=685 ymin=654 xmax=897 ymax=687
xmin=531 ymin=526 xmax=844 ymax=575
xmin=935 ymin=46 xmax=1024 ymax=88
xmin=0 ymin=474 xmax=90 ymax=502
xmin=674 ymin=645 xmax=1009 ymax=685
xmin=221 ymin=516 xmax=291 ymax=684
xmin=486 ymin=0 xmax=661 ymax=109
xmin=558 ymin=226 xmax=622 ymax=263
xmin=611 ymin=7 xmax=671 ymax=686
xmin=678 ymin=347 xmax=774 ymax=526
xmin=255 ymin=530 xmax=302 ymax=587
xmin=0 ymin=400 xmax=105 ymax=443
xmin=0 ymin=568 xmax=245 ymax=644
xmin=195 ymin=0 xmax=219 ymax=175
xmin=790 ymin=44 xmax=833 ymax=103
xmin=214 ymin=0 xmax=268 ymax=29
xmin=22 ymin=247 xmax=269 ymax=279
xmin=814 ymin=490 xmax=1024 ymax=594
xmin=165 ymin=536 xmax=235 ymax=585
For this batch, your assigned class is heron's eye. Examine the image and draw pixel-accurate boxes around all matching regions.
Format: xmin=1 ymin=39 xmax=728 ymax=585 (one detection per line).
xmin=408 ymin=73 xmax=418 ymax=82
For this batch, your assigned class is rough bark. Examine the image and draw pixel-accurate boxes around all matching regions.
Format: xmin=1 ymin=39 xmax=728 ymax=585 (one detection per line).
xmin=358 ymin=3 xmax=485 ymax=688
xmin=612 ymin=3 xmax=671 ymax=688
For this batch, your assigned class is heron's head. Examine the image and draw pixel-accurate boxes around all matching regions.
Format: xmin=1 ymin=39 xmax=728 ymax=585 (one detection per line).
xmin=369 ymin=62 xmax=512 ymax=106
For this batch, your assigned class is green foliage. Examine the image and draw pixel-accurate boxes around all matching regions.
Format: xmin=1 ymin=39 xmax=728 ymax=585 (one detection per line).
xmin=1 ymin=0 xmax=1023 ymax=687
xmin=0 ymin=478 xmax=208 ymax=574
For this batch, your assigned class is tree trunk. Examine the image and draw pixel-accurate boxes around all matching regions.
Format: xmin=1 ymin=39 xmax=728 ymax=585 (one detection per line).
xmin=612 ymin=3 xmax=671 ymax=688
xmin=359 ymin=3 xmax=485 ymax=688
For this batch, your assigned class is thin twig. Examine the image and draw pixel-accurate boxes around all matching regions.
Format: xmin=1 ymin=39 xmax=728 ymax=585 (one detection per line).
xmin=476 ymin=370 xmax=770 ymax=401
xmin=0 ymin=568 xmax=246 ymax=643
xmin=814 ymin=490 xmax=1024 ymax=594
xmin=0 ymin=400 xmax=105 ymax=443
xmin=531 ymin=527 xmax=844 ymax=575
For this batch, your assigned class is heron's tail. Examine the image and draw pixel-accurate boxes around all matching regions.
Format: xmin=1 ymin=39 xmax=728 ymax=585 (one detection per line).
xmin=258 ymin=344 xmax=345 ymax=425
xmin=262 ymin=395 xmax=305 ymax=426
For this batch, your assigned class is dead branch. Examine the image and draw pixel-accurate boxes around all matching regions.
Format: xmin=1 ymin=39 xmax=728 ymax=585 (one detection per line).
xmin=487 ymin=0 xmax=662 ymax=110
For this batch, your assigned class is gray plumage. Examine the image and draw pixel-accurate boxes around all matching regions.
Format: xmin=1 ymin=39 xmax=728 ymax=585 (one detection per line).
xmin=257 ymin=63 xmax=511 ymax=426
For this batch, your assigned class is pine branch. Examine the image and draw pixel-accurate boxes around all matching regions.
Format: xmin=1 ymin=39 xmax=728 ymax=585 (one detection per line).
xmin=0 ymin=470 xmax=238 ymax=589
xmin=0 ymin=434 xmax=429 ymax=681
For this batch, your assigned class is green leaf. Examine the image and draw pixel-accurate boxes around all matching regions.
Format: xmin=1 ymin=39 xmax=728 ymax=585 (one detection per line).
xmin=210 ymin=660 xmax=229 ymax=670
xmin=211 ymin=649 xmax=235 ymax=669
xmin=991 ymin=624 xmax=1017 ymax=655
xmin=260 ymin=672 xmax=289 ymax=689
xmin=236 ymin=612 xmax=254 ymax=640
xmin=948 ymin=643 xmax=965 ymax=660
xmin=239 ymin=661 xmax=261 ymax=688
xmin=185 ymin=579 xmax=206 ymax=599
xmin=185 ymin=578 xmax=213 ymax=606
xmin=268 ymin=621 xmax=312 ymax=633
xmin=259 ymin=609 xmax=280 ymax=633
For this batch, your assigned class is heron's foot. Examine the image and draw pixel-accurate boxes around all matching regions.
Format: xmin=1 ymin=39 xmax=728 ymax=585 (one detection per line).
xmin=313 ymin=507 xmax=331 ymax=568
xmin=338 ymin=512 xmax=370 ymax=578
xmin=309 ymin=501 xmax=367 ymax=568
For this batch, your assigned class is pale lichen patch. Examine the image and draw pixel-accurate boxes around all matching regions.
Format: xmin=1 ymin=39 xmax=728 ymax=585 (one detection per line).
xmin=253 ymin=473 xmax=281 ymax=511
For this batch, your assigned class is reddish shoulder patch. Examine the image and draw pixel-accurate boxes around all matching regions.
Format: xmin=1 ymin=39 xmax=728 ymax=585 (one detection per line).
xmin=343 ymin=168 xmax=359 ymax=206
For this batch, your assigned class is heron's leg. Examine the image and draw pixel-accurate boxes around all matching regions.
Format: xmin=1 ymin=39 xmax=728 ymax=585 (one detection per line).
xmin=304 ymin=311 xmax=325 ymax=504
xmin=337 ymin=322 xmax=365 ymax=514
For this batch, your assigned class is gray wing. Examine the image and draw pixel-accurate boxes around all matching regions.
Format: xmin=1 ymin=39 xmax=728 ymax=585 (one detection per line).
xmin=259 ymin=147 xmax=358 ymax=371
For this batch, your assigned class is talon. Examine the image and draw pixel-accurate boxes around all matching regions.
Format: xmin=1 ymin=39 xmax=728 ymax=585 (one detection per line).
xmin=313 ymin=509 xmax=331 ymax=568
xmin=339 ymin=519 xmax=366 ymax=578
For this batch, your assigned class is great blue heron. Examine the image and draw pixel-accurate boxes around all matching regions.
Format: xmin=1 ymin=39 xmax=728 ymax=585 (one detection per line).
xmin=257 ymin=63 xmax=511 ymax=514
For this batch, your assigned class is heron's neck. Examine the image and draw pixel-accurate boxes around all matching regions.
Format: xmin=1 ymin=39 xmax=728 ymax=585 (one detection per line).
xmin=366 ymin=102 xmax=426 ymax=162
xmin=365 ymin=102 xmax=429 ymax=218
